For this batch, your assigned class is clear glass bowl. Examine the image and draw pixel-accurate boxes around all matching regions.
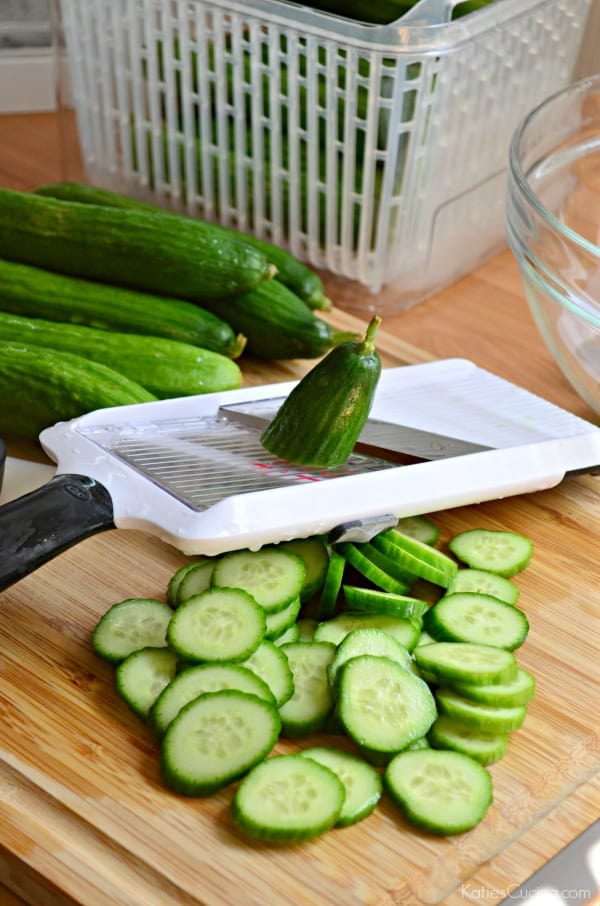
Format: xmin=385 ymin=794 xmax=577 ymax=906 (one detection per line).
xmin=506 ymin=73 xmax=600 ymax=418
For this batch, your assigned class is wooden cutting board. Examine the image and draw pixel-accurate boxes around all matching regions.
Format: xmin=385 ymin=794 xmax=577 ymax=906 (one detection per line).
xmin=0 ymin=311 xmax=599 ymax=906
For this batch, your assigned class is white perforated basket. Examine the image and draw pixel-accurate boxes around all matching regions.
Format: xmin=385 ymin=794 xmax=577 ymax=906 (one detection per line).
xmin=54 ymin=0 xmax=591 ymax=306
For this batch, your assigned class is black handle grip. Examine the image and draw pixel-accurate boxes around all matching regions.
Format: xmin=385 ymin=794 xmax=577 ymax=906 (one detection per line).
xmin=0 ymin=474 xmax=115 ymax=592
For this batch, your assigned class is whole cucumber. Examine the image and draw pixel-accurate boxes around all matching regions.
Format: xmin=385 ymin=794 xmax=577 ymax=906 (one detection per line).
xmin=0 ymin=312 xmax=242 ymax=399
xmin=0 ymin=188 xmax=274 ymax=301
xmin=0 ymin=342 xmax=155 ymax=440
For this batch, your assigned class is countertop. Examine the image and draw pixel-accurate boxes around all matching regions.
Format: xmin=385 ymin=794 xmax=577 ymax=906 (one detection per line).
xmin=0 ymin=111 xmax=598 ymax=906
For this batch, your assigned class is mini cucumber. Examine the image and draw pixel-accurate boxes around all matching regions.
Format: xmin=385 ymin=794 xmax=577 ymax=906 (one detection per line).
xmin=212 ymin=547 xmax=306 ymax=615
xmin=327 ymin=627 xmax=413 ymax=688
xmin=371 ymin=529 xmax=458 ymax=588
xmin=166 ymin=588 xmax=266 ymax=663
xmin=278 ymin=641 xmax=336 ymax=737
xmin=241 ymin=640 xmax=295 ymax=707
xmin=92 ymin=598 xmax=173 ymax=664
xmin=313 ymin=611 xmax=422 ymax=651
xmin=424 ymin=592 xmax=529 ymax=651
xmin=446 ymin=568 xmax=520 ymax=605
xmin=448 ymin=528 xmax=534 ymax=578
xmin=115 ymin=646 xmax=178 ymax=719
xmin=435 ymin=688 xmax=527 ymax=733
xmin=299 ymin=747 xmax=382 ymax=827
xmin=414 ymin=642 xmax=518 ymax=686
xmin=384 ymin=748 xmax=493 ymax=835
xmin=342 ymin=586 xmax=429 ymax=620
xmin=232 ymin=754 xmax=345 ymax=841
xmin=335 ymin=542 xmax=413 ymax=594
xmin=428 ymin=715 xmax=509 ymax=765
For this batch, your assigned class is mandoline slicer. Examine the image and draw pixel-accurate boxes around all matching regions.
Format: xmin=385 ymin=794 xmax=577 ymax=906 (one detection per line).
xmin=0 ymin=358 xmax=599 ymax=591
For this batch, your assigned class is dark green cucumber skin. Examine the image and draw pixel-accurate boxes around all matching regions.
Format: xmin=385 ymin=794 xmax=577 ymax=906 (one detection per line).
xmin=34 ymin=181 xmax=331 ymax=311
xmin=261 ymin=321 xmax=381 ymax=464
xmin=0 ymin=187 xmax=271 ymax=300
xmin=0 ymin=312 xmax=242 ymax=399
xmin=0 ymin=342 xmax=155 ymax=439
xmin=0 ymin=257 xmax=241 ymax=357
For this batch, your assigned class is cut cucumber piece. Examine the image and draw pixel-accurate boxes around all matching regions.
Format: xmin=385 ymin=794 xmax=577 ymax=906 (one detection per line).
xmin=299 ymin=747 xmax=382 ymax=827
xmin=436 ymin=688 xmax=527 ymax=732
xmin=317 ymin=549 xmax=346 ymax=620
xmin=167 ymin=588 xmax=265 ymax=663
xmin=335 ymin=542 xmax=413 ymax=594
xmin=264 ymin=596 xmax=301 ymax=640
xmin=314 ymin=611 xmax=422 ymax=651
xmin=212 ymin=547 xmax=306 ymax=614
xmin=272 ymin=623 xmax=300 ymax=646
xmin=278 ymin=537 xmax=329 ymax=602
xmin=447 ymin=667 xmax=536 ymax=707
xmin=327 ymin=628 xmax=413 ymax=689
xmin=150 ymin=662 xmax=276 ymax=737
xmin=384 ymin=748 xmax=493 ymax=835
xmin=92 ymin=598 xmax=173 ymax=664
xmin=414 ymin=642 xmax=518 ymax=685
xmin=115 ymin=646 xmax=178 ymax=719
xmin=394 ymin=515 xmax=441 ymax=546
xmin=342 ymin=585 xmax=429 ymax=620
xmin=278 ymin=641 xmax=336 ymax=737
xmin=174 ymin=559 xmax=216 ymax=605
xmin=160 ymin=690 xmax=281 ymax=796
xmin=232 ymin=754 xmax=345 ymax=841
xmin=428 ymin=715 xmax=509 ymax=765
xmin=424 ymin=592 xmax=529 ymax=651
xmin=447 ymin=568 xmax=520 ymax=605
xmin=371 ymin=530 xmax=458 ymax=588
xmin=448 ymin=528 xmax=533 ymax=578
xmin=337 ymin=655 xmax=437 ymax=757
xmin=241 ymin=639 xmax=295 ymax=707
xmin=350 ymin=541 xmax=417 ymax=588
xmin=167 ymin=562 xmax=199 ymax=608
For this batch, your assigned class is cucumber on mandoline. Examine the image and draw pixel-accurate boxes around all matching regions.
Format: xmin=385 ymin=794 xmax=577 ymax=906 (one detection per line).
xmin=0 ymin=311 xmax=242 ymax=399
xmin=0 ymin=187 xmax=274 ymax=300
xmin=261 ymin=316 xmax=382 ymax=466
xmin=0 ymin=342 xmax=155 ymax=439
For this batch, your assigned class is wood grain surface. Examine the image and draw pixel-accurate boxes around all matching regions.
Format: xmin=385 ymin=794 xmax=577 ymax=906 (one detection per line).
xmin=0 ymin=112 xmax=598 ymax=906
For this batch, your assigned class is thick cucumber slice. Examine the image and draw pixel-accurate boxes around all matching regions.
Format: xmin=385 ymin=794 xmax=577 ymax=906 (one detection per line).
xmin=212 ymin=547 xmax=306 ymax=614
xmin=448 ymin=529 xmax=534 ymax=578
xmin=116 ymin=646 xmax=178 ymax=719
xmin=342 ymin=585 xmax=429 ymax=620
xmin=264 ymin=596 xmax=301 ymax=641
xmin=424 ymin=592 xmax=529 ymax=651
xmin=435 ymin=689 xmax=527 ymax=732
xmin=371 ymin=530 xmax=458 ymax=588
xmin=337 ymin=655 xmax=437 ymax=757
xmin=160 ymin=690 xmax=281 ymax=796
xmin=299 ymin=747 xmax=382 ymax=827
xmin=428 ymin=715 xmax=509 ymax=765
xmin=167 ymin=588 xmax=265 ymax=663
xmin=241 ymin=639 xmax=295 ymax=707
xmin=149 ymin=662 xmax=276 ymax=737
xmin=278 ymin=641 xmax=336 ymax=737
xmin=327 ymin=628 xmax=413 ymax=689
xmin=394 ymin=515 xmax=441 ymax=546
xmin=414 ymin=642 xmax=518 ymax=685
xmin=384 ymin=749 xmax=493 ymax=835
xmin=447 ymin=667 xmax=536 ymax=707
xmin=278 ymin=537 xmax=329 ymax=602
xmin=92 ymin=598 xmax=173 ymax=664
xmin=313 ymin=611 xmax=422 ymax=651
xmin=335 ymin=542 xmax=413 ymax=594
xmin=232 ymin=754 xmax=345 ymax=841
xmin=317 ymin=549 xmax=346 ymax=620
xmin=447 ymin=568 xmax=520 ymax=605
xmin=174 ymin=559 xmax=217 ymax=606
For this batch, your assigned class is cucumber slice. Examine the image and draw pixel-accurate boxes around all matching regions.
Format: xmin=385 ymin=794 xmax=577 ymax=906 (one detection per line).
xmin=272 ymin=623 xmax=300 ymax=646
xmin=337 ymin=655 xmax=437 ymax=757
xmin=278 ymin=537 xmax=329 ymax=602
xmin=356 ymin=541 xmax=418 ymax=586
xmin=160 ymin=690 xmax=281 ymax=796
xmin=414 ymin=642 xmax=518 ymax=685
xmin=92 ymin=598 xmax=173 ymax=664
xmin=424 ymin=592 xmax=529 ymax=651
xmin=174 ymin=559 xmax=216 ymax=605
xmin=448 ymin=529 xmax=534 ymax=578
xmin=447 ymin=568 xmax=520 ymax=605
xmin=317 ymin=549 xmax=346 ymax=620
xmin=212 ymin=547 xmax=306 ymax=614
xmin=313 ymin=611 xmax=422 ymax=651
xmin=241 ymin=639 xmax=295 ymax=707
xmin=264 ymin=596 xmax=301 ymax=641
xmin=278 ymin=641 xmax=336 ymax=737
xmin=166 ymin=562 xmax=199 ymax=608
xmin=336 ymin=542 xmax=413 ymax=594
xmin=384 ymin=749 xmax=493 ymax=835
xmin=342 ymin=585 xmax=429 ymax=620
xmin=115 ymin=646 xmax=178 ymax=719
xmin=299 ymin=747 xmax=382 ymax=827
xmin=371 ymin=530 xmax=458 ymax=588
xmin=436 ymin=688 xmax=527 ymax=733
xmin=428 ymin=715 xmax=509 ymax=765
xmin=394 ymin=515 xmax=441 ymax=546
xmin=327 ymin=628 xmax=413 ymax=689
xmin=232 ymin=754 xmax=345 ymax=841
xmin=167 ymin=588 xmax=265 ymax=663
xmin=149 ymin=662 xmax=276 ymax=737
xmin=447 ymin=667 xmax=536 ymax=707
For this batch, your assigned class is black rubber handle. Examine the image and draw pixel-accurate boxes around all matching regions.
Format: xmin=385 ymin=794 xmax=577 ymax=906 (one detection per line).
xmin=0 ymin=474 xmax=115 ymax=592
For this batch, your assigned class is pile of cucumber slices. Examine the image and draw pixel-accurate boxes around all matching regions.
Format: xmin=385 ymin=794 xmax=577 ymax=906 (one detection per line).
xmin=92 ymin=516 xmax=536 ymax=842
